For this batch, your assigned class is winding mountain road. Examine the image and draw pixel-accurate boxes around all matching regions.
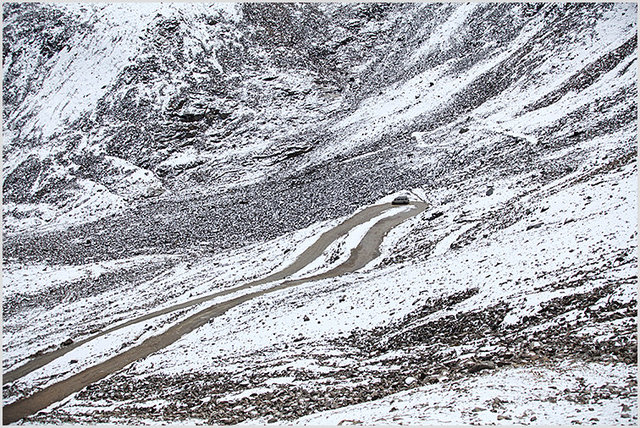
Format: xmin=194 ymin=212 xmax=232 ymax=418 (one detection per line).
xmin=3 ymin=201 xmax=427 ymax=424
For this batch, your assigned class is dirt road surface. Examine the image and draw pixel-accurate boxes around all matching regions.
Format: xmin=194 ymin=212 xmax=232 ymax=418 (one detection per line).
xmin=3 ymin=201 xmax=426 ymax=424
xmin=3 ymin=203 xmax=420 ymax=385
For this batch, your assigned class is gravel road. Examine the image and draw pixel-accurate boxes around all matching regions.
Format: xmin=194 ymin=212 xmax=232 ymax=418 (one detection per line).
xmin=3 ymin=201 xmax=427 ymax=424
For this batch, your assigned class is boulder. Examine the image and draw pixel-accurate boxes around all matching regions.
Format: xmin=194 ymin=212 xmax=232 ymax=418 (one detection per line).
xmin=466 ymin=361 xmax=495 ymax=373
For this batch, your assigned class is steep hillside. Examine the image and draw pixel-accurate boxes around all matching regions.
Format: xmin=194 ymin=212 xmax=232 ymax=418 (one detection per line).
xmin=4 ymin=3 xmax=635 ymax=261
xmin=2 ymin=2 xmax=637 ymax=425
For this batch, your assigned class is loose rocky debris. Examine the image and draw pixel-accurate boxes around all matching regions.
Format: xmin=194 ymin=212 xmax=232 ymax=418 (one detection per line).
xmin=3 ymin=2 xmax=637 ymax=425
xmin=24 ymin=263 xmax=636 ymax=425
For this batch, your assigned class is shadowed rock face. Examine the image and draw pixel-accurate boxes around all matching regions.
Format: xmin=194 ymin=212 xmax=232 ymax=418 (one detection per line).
xmin=2 ymin=3 xmax=637 ymax=264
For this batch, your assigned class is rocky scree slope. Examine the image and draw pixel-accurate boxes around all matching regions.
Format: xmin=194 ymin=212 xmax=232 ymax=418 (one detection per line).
xmin=2 ymin=2 xmax=638 ymax=425
xmin=3 ymin=3 xmax=635 ymax=264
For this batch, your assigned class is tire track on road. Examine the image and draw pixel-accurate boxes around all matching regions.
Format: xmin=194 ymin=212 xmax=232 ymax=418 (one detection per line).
xmin=3 ymin=204 xmax=411 ymax=385
xmin=3 ymin=202 xmax=426 ymax=424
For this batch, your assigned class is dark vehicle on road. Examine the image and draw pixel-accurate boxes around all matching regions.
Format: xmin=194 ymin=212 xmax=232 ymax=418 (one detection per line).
xmin=392 ymin=195 xmax=410 ymax=205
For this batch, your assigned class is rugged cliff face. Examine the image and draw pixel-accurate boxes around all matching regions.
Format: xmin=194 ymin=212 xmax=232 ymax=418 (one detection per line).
xmin=2 ymin=3 xmax=637 ymax=425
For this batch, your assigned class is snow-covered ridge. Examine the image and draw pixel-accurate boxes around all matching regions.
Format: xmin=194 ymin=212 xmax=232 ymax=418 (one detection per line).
xmin=2 ymin=2 xmax=637 ymax=425
xmin=3 ymin=3 xmax=636 ymax=240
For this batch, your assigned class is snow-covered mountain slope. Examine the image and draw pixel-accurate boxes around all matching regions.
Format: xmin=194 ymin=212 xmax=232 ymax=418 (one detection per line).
xmin=2 ymin=2 xmax=637 ymax=425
